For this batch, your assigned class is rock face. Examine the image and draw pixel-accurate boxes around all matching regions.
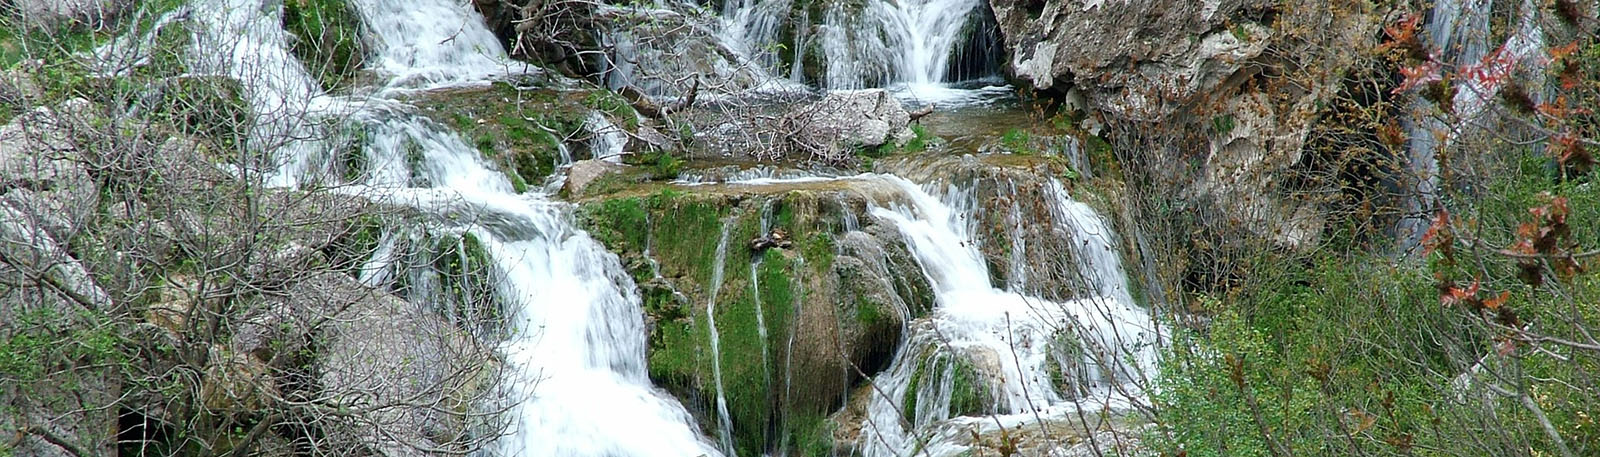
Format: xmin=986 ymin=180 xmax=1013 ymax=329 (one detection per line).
xmin=576 ymin=178 xmax=934 ymax=456
xmin=989 ymin=0 xmax=1382 ymax=249
xmin=993 ymin=0 xmax=1275 ymax=119
xmin=784 ymin=89 xmax=914 ymax=163
xmin=11 ymin=0 xmax=131 ymax=29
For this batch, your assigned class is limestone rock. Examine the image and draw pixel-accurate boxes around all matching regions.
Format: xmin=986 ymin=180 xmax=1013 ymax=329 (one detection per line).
xmin=563 ymin=159 xmax=624 ymax=196
xmin=990 ymin=0 xmax=1274 ymax=119
xmin=785 ymin=89 xmax=913 ymax=163
xmin=986 ymin=0 xmax=1381 ymax=250
xmin=11 ymin=0 xmax=133 ymax=29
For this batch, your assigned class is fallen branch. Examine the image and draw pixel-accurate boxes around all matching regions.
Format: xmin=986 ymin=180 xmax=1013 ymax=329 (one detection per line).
xmin=618 ymin=78 xmax=699 ymax=119
xmin=908 ymin=103 xmax=934 ymax=122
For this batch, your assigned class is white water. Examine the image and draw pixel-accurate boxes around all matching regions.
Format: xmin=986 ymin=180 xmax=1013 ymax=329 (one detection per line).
xmin=128 ymin=0 xmax=722 ymax=454
xmin=350 ymin=0 xmax=531 ymax=93
xmin=705 ymin=220 xmax=740 ymax=456
xmin=1399 ymin=0 xmax=1545 ymax=248
xmin=859 ymin=175 xmax=1159 ymax=457
xmin=706 ymin=0 xmax=1008 ymax=104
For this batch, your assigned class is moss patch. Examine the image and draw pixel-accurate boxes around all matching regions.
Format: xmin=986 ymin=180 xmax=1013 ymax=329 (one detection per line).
xmin=416 ymin=82 xmax=591 ymax=192
xmin=576 ymin=186 xmax=882 ymax=455
xmin=282 ymin=0 xmax=367 ymax=91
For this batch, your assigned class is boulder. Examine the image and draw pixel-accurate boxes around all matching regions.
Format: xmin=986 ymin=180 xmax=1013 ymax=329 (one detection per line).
xmin=0 ymin=69 xmax=42 ymax=108
xmin=11 ymin=0 xmax=133 ymax=29
xmin=308 ymin=272 xmax=498 ymax=455
xmin=784 ymin=89 xmax=913 ymax=163
xmin=563 ymin=159 xmax=624 ymax=196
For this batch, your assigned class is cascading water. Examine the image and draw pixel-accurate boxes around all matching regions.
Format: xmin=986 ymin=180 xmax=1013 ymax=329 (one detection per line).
xmin=813 ymin=0 xmax=1007 ymax=102
xmin=859 ymin=175 xmax=1160 ymax=457
xmin=349 ymin=0 xmax=532 ymax=92
xmin=1399 ymin=0 xmax=1544 ymax=248
xmin=133 ymin=0 xmax=724 ymax=454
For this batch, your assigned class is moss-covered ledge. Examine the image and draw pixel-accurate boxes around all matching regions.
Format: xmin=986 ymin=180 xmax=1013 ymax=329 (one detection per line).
xmin=574 ymin=180 xmax=933 ymax=456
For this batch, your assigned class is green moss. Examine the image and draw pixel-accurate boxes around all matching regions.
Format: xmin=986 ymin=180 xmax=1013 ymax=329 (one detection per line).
xmin=151 ymin=76 xmax=251 ymax=152
xmin=784 ymin=411 xmax=835 ymax=456
xmin=282 ymin=0 xmax=367 ymax=91
xmin=902 ymin=356 xmax=929 ymax=423
xmin=1000 ymin=128 xmax=1032 ymax=153
xmin=578 ymin=197 xmax=649 ymax=250
xmin=855 ymin=296 xmax=886 ymax=329
xmin=946 ymin=358 xmax=987 ymax=417
xmin=902 ymin=354 xmax=990 ymax=423
xmin=583 ymin=89 xmax=640 ymax=130
xmin=800 ymin=232 xmax=835 ymax=272
xmin=628 ymin=150 xmax=683 ymax=180
xmin=337 ymin=124 xmax=370 ymax=181
xmin=433 ymin=232 xmax=503 ymax=335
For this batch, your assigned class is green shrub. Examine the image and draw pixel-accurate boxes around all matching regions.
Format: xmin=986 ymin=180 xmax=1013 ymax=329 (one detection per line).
xmin=282 ymin=0 xmax=366 ymax=91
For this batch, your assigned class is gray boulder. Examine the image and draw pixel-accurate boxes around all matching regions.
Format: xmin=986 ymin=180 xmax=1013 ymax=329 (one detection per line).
xmin=784 ymin=89 xmax=913 ymax=163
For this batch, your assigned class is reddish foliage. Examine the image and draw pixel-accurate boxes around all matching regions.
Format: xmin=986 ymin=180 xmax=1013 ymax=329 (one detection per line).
xmin=1503 ymin=194 xmax=1583 ymax=285
xmin=1394 ymin=61 xmax=1444 ymax=94
xmin=1379 ymin=14 xmax=1429 ymax=61
xmin=1420 ymin=210 xmax=1453 ymax=257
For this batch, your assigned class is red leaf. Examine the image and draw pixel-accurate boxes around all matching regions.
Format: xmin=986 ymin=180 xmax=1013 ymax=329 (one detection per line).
xmin=1483 ymin=291 xmax=1510 ymax=310
xmin=1395 ymin=61 xmax=1445 ymax=94
xmin=1420 ymin=210 xmax=1451 ymax=255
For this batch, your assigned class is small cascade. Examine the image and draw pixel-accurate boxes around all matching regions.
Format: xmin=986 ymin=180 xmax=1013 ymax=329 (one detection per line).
xmin=584 ymin=111 xmax=627 ymax=163
xmin=706 ymin=220 xmax=740 ymax=456
xmin=349 ymin=0 xmax=530 ymax=92
xmin=859 ymin=175 xmax=1159 ymax=456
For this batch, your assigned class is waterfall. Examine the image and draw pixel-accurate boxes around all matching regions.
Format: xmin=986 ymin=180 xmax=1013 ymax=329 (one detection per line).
xmin=132 ymin=0 xmax=723 ymax=455
xmin=813 ymin=0 xmax=1002 ymax=100
xmin=349 ymin=0 xmax=531 ymax=92
xmin=1399 ymin=0 xmax=1545 ymax=248
xmin=859 ymin=175 xmax=1159 ymax=456
xmin=705 ymin=219 xmax=740 ymax=456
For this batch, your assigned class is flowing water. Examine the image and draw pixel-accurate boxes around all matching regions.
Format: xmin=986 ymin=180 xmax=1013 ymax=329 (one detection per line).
xmin=860 ymin=175 xmax=1160 ymax=457
xmin=96 ymin=0 xmax=1161 ymax=453
xmin=1399 ymin=0 xmax=1544 ymax=248
xmin=132 ymin=0 xmax=723 ymax=455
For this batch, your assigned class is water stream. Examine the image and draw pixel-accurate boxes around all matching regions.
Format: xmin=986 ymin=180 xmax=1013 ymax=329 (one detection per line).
xmin=96 ymin=0 xmax=1161 ymax=453
xmin=860 ymin=175 xmax=1160 ymax=457
xmin=141 ymin=0 xmax=723 ymax=455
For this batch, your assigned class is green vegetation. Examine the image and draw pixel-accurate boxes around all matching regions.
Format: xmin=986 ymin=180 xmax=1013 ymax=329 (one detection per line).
xmin=433 ymin=232 xmax=504 ymax=336
xmin=1000 ymin=128 xmax=1032 ymax=153
xmin=1150 ymin=150 xmax=1600 ymax=456
xmin=282 ymin=0 xmax=367 ymax=91
xmin=583 ymin=89 xmax=640 ymax=130
xmin=419 ymin=83 xmax=594 ymax=192
xmin=858 ymin=124 xmax=939 ymax=168
xmin=902 ymin=353 xmax=991 ymax=424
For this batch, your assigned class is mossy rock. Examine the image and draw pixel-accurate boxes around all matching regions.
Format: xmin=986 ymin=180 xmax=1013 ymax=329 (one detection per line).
xmin=430 ymin=232 xmax=505 ymax=337
xmin=574 ymin=182 xmax=934 ymax=456
xmin=414 ymin=82 xmax=596 ymax=192
xmin=901 ymin=349 xmax=998 ymax=425
xmin=146 ymin=76 xmax=251 ymax=153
